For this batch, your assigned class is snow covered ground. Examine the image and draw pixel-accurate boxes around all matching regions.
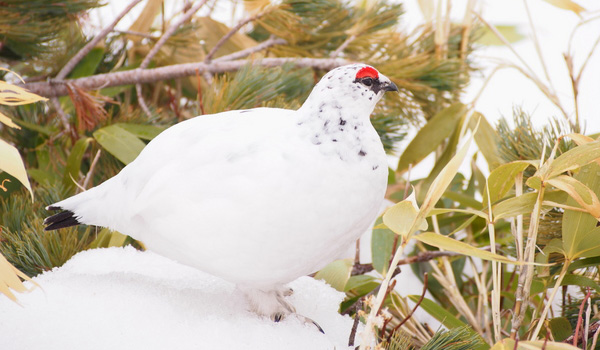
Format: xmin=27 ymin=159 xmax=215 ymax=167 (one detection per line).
xmin=0 ymin=247 xmax=359 ymax=350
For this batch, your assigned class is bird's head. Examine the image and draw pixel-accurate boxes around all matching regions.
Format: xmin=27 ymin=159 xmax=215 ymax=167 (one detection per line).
xmin=301 ymin=64 xmax=398 ymax=118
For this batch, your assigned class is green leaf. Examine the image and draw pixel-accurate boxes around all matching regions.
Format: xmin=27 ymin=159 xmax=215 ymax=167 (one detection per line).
xmin=397 ymin=103 xmax=467 ymax=174
xmin=443 ymin=190 xmax=483 ymax=210
xmin=419 ymin=119 xmax=478 ymax=218
xmin=408 ymin=296 xmax=466 ymax=329
xmin=383 ymin=196 xmax=428 ymax=238
xmin=548 ymin=317 xmax=572 ymax=342
xmin=344 ymin=275 xmax=378 ymax=294
xmin=414 ymin=231 xmax=520 ymax=264
xmin=428 ymin=207 xmax=486 ymax=219
xmin=491 ymin=190 xmax=567 ymax=221
xmin=371 ymin=216 xmax=396 ymax=274
xmin=547 ymin=175 xmax=600 ymax=218
xmin=560 ymin=274 xmax=600 ymax=293
xmin=13 ymin=118 xmax=54 ymax=135
xmin=313 ymin=258 xmax=353 ymax=292
xmin=539 ymin=140 xmax=600 ymax=179
xmin=567 ymin=226 xmax=600 ymax=259
xmin=116 ymin=123 xmax=166 ymax=140
xmin=0 ymin=138 xmax=33 ymax=200
xmin=62 ymin=137 xmax=92 ymax=192
xmin=69 ymin=47 xmax=105 ymax=79
xmin=568 ymin=256 xmax=600 ymax=271
xmin=28 ymin=168 xmax=59 ymax=187
xmin=486 ymin=161 xmax=536 ymax=204
xmin=470 ymin=112 xmax=503 ymax=170
xmin=562 ymin=163 xmax=600 ymax=259
xmin=477 ymin=25 xmax=524 ymax=46
xmin=93 ymin=124 xmax=146 ymax=164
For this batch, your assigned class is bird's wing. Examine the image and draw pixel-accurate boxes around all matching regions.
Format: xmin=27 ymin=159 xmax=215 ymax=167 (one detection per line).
xmin=115 ymin=107 xmax=296 ymax=220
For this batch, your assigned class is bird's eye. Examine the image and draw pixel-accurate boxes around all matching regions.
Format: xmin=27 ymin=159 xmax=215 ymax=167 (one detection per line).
xmin=362 ymin=78 xmax=373 ymax=86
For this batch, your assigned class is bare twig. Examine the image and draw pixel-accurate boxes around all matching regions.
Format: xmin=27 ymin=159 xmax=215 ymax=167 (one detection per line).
xmin=140 ymin=0 xmax=209 ymax=69
xmin=50 ymin=97 xmax=73 ymax=136
xmin=351 ymin=250 xmax=461 ymax=276
xmin=213 ymin=37 xmax=286 ymax=62
xmin=114 ymin=29 xmax=156 ymax=39
xmin=136 ymin=0 xmax=209 ymax=118
xmin=573 ymin=288 xmax=592 ymax=348
xmin=82 ymin=149 xmax=102 ymax=191
xmin=56 ymin=0 xmax=144 ymax=80
xmin=565 ymin=320 xmax=600 ymax=345
xmin=23 ymin=57 xmax=349 ymax=97
xmin=386 ymin=273 xmax=429 ymax=343
xmin=205 ymin=10 xmax=270 ymax=62
xmin=330 ymin=34 xmax=357 ymax=58
xmin=523 ymin=0 xmax=555 ymax=95
xmin=135 ymin=84 xmax=153 ymax=118
xmin=348 ymin=299 xmax=363 ymax=347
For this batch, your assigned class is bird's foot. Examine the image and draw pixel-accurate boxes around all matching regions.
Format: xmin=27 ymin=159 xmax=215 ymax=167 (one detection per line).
xmin=240 ymin=285 xmax=324 ymax=333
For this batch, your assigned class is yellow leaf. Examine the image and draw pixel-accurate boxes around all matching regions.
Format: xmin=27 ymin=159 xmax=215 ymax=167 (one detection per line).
xmin=0 ymin=80 xmax=48 ymax=106
xmin=419 ymin=118 xmax=479 ymax=217
xmin=486 ymin=160 xmax=537 ymax=204
xmin=0 ymin=138 xmax=33 ymax=200
xmin=414 ymin=231 xmax=521 ymax=265
xmin=0 ymin=110 xmax=20 ymax=129
xmin=566 ymin=133 xmax=594 ymax=145
xmin=314 ymin=259 xmax=353 ymax=292
xmin=0 ymin=253 xmax=35 ymax=303
xmin=542 ymin=0 xmax=586 ymax=15
xmin=128 ymin=0 xmax=163 ymax=40
xmin=383 ymin=192 xmax=428 ymax=238
xmin=547 ymin=175 xmax=600 ymax=219
xmin=538 ymin=140 xmax=600 ymax=179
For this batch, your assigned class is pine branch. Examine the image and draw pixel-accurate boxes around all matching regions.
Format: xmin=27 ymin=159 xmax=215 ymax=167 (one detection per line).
xmin=213 ymin=37 xmax=287 ymax=62
xmin=55 ymin=0 xmax=144 ymax=80
xmin=205 ymin=10 xmax=270 ymax=62
xmin=21 ymin=57 xmax=349 ymax=98
xmin=140 ymin=0 xmax=209 ymax=69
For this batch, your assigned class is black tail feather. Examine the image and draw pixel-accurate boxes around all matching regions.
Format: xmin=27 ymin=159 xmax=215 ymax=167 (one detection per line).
xmin=44 ymin=208 xmax=82 ymax=231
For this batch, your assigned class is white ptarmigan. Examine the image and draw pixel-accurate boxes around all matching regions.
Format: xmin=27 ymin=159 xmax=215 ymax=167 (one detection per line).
xmin=44 ymin=64 xmax=398 ymax=325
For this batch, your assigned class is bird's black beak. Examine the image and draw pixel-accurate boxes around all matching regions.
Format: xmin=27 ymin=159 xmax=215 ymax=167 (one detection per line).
xmin=384 ymin=81 xmax=398 ymax=92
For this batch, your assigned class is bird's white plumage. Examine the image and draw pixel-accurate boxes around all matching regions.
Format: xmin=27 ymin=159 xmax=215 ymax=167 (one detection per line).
xmin=49 ymin=64 xmax=396 ymax=319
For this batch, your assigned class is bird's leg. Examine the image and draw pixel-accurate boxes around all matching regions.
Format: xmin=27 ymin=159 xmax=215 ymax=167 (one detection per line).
xmin=240 ymin=285 xmax=324 ymax=333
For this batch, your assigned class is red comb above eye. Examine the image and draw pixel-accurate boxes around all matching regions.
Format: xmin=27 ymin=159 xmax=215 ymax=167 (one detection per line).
xmin=355 ymin=67 xmax=379 ymax=79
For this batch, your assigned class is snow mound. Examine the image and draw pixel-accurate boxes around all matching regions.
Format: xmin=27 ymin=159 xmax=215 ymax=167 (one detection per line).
xmin=0 ymin=247 xmax=358 ymax=350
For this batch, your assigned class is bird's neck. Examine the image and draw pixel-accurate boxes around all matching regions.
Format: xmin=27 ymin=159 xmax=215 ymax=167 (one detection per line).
xmin=295 ymin=98 xmax=382 ymax=163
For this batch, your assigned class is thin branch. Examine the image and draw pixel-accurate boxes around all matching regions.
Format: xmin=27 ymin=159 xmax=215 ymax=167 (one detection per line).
xmin=114 ymin=29 xmax=157 ymax=39
xmin=386 ymin=273 xmax=428 ymax=343
xmin=573 ymin=288 xmax=592 ymax=347
xmin=473 ymin=12 xmax=537 ymax=79
xmin=523 ymin=0 xmax=555 ymax=95
xmin=140 ymin=0 xmax=209 ymax=69
xmin=330 ymin=34 xmax=357 ymax=58
xmin=205 ymin=10 xmax=269 ymax=62
xmin=351 ymin=250 xmax=461 ymax=276
xmin=56 ymin=0 xmax=144 ymax=80
xmin=136 ymin=84 xmax=152 ymax=118
xmin=50 ymin=97 xmax=72 ymax=136
xmin=575 ymin=33 xmax=600 ymax=84
xmin=22 ymin=57 xmax=349 ymax=97
xmin=82 ymin=149 xmax=101 ymax=191
xmin=213 ymin=37 xmax=286 ymax=62
xmin=348 ymin=299 xmax=363 ymax=347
